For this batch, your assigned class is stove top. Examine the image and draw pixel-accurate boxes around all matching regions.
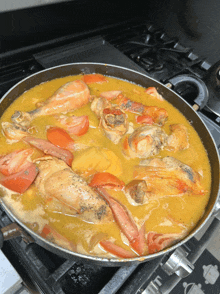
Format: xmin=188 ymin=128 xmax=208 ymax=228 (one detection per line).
xmin=0 ymin=19 xmax=220 ymax=294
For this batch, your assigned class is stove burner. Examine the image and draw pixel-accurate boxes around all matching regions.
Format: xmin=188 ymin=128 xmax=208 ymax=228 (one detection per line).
xmin=167 ymin=74 xmax=209 ymax=109
xmin=105 ymin=22 xmax=212 ymax=107
xmin=126 ymin=25 xmax=205 ymax=76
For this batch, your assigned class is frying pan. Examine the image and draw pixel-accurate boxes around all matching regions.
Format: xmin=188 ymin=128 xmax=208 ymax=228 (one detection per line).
xmin=0 ymin=62 xmax=220 ymax=267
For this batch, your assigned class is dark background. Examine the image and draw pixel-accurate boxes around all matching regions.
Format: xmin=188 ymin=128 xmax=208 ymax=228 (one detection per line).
xmin=1 ymin=0 xmax=220 ymax=64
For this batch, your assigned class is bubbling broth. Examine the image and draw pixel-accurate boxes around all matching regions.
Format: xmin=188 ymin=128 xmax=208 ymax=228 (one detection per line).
xmin=0 ymin=74 xmax=211 ymax=258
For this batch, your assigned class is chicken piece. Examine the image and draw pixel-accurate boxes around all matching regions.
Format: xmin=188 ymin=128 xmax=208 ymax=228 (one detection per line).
xmin=143 ymin=106 xmax=168 ymax=126
xmin=44 ymin=196 xmax=78 ymax=217
xmin=100 ymin=107 xmax=129 ymax=144
xmin=167 ymin=124 xmax=189 ymax=152
xmin=91 ymin=97 xmax=111 ymax=119
xmin=91 ymin=97 xmax=129 ymax=144
xmin=1 ymin=122 xmax=30 ymax=142
xmin=34 ymin=157 xmax=112 ymax=223
xmin=123 ymin=126 xmax=168 ymax=159
xmin=136 ymin=115 xmax=154 ymax=126
xmin=125 ymin=180 xmax=149 ymax=205
xmin=11 ymin=80 xmax=90 ymax=128
xmin=115 ymin=94 xmax=168 ymax=126
xmin=133 ymin=156 xmax=206 ymax=199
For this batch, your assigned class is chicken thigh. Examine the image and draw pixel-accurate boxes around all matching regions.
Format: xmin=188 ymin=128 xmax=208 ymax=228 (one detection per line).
xmin=34 ymin=157 xmax=112 ymax=223
xmin=123 ymin=126 xmax=168 ymax=159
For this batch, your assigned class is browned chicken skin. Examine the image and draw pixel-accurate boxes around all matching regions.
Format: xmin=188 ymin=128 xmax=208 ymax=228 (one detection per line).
xmin=34 ymin=157 xmax=112 ymax=223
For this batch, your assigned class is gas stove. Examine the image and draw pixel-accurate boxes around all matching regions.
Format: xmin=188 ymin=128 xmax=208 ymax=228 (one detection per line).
xmin=1 ymin=19 xmax=220 ymax=294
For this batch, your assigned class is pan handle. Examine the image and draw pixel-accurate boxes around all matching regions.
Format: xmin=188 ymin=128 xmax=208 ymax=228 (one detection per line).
xmin=0 ymin=222 xmax=34 ymax=249
xmin=168 ymin=74 xmax=209 ymax=109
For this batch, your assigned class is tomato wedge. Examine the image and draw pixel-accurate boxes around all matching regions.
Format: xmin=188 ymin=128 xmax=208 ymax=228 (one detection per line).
xmin=64 ymin=115 xmax=89 ymax=136
xmin=0 ymin=149 xmax=34 ymax=176
xmin=40 ymin=224 xmax=76 ymax=251
xmin=136 ymin=115 xmax=154 ymax=125
xmin=0 ymin=163 xmax=38 ymax=193
xmin=89 ymin=172 xmax=125 ymax=190
xmin=100 ymin=91 xmax=122 ymax=100
xmin=146 ymin=232 xmax=174 ymax=254
xmin=47 ymin=127 xmax=75 ymax=150
xmin=23 ymin=136 xmax=73 ymax=166
xmin=82 ymin=74 xmax=108 ymax=84
xmin=57 ymin=115 xmax=89 ymax=136
xmin=100 ymin=240 xmax=137 ymax=258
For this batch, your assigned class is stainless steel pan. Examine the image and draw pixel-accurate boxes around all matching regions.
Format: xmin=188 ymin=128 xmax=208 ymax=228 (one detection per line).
xmin=0 ymin=62 xmax=219 ymax=266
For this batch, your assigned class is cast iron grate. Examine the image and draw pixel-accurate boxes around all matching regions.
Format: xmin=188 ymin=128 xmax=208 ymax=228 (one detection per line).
xmin=104 ymin=22 xmax=211 ymax=82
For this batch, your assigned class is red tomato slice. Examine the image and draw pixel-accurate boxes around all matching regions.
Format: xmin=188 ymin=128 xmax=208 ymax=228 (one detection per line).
xmin=147 ymin=232 xmax=174 ymax=254
xmin=0 ymin=149 xmax=34 ymax=176
xmin=136 ymin=115 xmax=154 ymax=125
xmin=100 ymin=240 xmax=137 ymax=258
xmin=82 ymin=74 xmax=108 ymax=84
xmin=130 ymin=224 xmax=147 ymax=256
xmin=47 ymin=127 xmax=75 ymax=150
xmin=23 ymin=136 xmax=73 ymax=166
xmin=63 ymin=115 xmax=89 ymax=136
xmin=95 ymin=187 xmax=139 ymax=244
xmin=40 ymin=224 xmax=76 ymax=251
xmin=89 ymin=172 xmax=125 ymax=190
xmin=0 ymin=163 xmax=38 ymax=193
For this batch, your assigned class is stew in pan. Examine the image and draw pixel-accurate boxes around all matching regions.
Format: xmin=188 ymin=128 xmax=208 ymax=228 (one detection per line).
xmin=0 ymin=74 xmax=211 ymax=258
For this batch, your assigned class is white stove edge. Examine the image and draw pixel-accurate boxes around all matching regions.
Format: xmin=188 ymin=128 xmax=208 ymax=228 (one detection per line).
xmin=0 ymin=249 xmax=23 ymax=294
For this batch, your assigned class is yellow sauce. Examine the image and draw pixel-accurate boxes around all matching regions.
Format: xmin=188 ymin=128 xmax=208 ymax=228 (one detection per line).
xmin=0 ymin=74 xmax=211 ymax=257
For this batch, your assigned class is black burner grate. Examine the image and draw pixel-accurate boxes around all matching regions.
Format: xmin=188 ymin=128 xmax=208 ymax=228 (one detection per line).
xmin=104 ymin=23 xmax=211 ymax=81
